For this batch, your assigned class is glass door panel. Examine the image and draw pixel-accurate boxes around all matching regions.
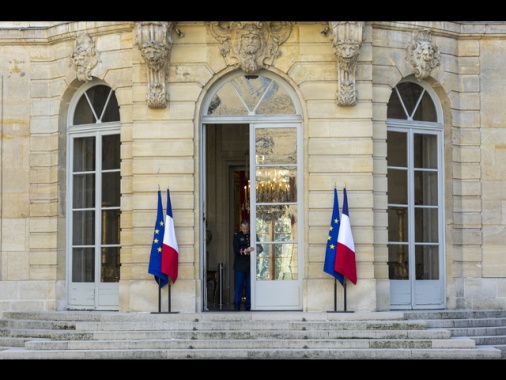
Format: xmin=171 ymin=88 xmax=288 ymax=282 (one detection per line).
xmin=252 ymin=124 xmax=301 ymax=310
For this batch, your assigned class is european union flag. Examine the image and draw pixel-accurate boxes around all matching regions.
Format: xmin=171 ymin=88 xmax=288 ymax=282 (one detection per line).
xmin=323 ymin=188 xmax=345 ymax=285
xmin=148 ymin=189 xmax=168 ymax=288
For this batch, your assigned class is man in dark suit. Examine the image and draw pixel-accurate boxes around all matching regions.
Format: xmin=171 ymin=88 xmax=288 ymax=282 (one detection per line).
xmin=232 ymin=220 xmax=257 ymax=311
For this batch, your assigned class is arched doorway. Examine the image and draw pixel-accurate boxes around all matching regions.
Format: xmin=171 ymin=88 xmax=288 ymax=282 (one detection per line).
xmin=200 ymin=71 xmax=304 ymax=311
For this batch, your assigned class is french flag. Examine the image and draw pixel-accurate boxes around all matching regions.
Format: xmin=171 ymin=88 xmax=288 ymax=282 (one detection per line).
xmin=161 ymin=189 xmax=179 ymax=284
xmin=334 ymin=187 xmax=357 ymax=285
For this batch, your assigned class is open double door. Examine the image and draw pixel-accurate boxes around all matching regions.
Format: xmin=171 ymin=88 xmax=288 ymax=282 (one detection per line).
xmin=203 ymin=122 xmax=302 ymax=311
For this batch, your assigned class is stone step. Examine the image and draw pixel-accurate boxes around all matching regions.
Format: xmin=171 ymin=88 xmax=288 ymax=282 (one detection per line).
xmin=0 ymin=346 xmax=500 ymax=360
xmin=479 ymin=344 xmax=506 ymax=357
xmin=424 ymin=318 xmax=506 ymax=329
xmin=0 ymin=310 xmax=408 ymax=322
xmin=1 ymin=319 xmax=430 ymax=332
xmin=22 ymin=336 xmax=477 ymax=351
xmin=72 ymin=319 xmax=430 ymax=331
xmin=445 ymin=326 xmax=506 ymax=337
xmin=0 ymin=326 xmax=453 ymax=340
xmin=0 ymin=336 xmax=43 ymax=349
xmin=469 ymin=335 xmax=506 ymax=345
xmin=403 ymin=310 xmax=506 ymax=320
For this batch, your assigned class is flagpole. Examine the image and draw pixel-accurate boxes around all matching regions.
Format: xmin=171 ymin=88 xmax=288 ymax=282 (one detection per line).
xmin=343 ymin=280 xmax=347 ymax=312
xmin=333 ymin=279 xmax=337 ymax=312
xmin=168 ymin=280 xmax=171 ymax=313
xmin=158 ymin=284 xmax=162 ymax=313
xmin=340 ymin=280 xmax=354 ymax=313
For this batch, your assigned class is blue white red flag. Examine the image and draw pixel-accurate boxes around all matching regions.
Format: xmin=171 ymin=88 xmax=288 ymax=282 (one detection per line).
xmin=323 ymin=188 xmax=345 ymax=285
xmin=334 ymin=187 xmax=357 ymax=285
xmin=161 ymin=189 xmax=179 ymax=284
xmin=148 ymin=189 xmax=168 ymax=288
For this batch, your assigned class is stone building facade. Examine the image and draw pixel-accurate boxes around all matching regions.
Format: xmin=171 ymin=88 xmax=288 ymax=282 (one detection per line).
xmin=0 ymin=21 xmax=504 ymax=313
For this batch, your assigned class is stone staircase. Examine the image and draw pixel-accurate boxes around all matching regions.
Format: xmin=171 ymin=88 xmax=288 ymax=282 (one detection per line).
xmin=0 ymin=310 xmax=504 ymax=359
xmin=403 ymin=309 xmax=506 ymax=358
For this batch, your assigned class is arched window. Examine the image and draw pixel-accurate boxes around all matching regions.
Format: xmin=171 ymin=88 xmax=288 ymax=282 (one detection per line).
xmin=66 ymin=81 xmax=121 ymax=310
xmin=386 ymin=78 xmax=445 ymax=309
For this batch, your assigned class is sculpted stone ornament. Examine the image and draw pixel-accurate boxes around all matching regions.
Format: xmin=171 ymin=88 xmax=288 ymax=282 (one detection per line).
xmin=70 ymin=33 xmax=99 ymax=82
xmin=209 ymin=21 xmax=293 ymax=74
xmin=325 ymin=21 xmax=364 ymax=107
xmin=136 ymin=22 xmax=183 ymax=109
xmin=406 ymin=29 xmax=440 ymax=80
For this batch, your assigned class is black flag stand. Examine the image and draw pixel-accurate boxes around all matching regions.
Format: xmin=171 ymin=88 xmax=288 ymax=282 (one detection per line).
xmin=327 ymin=278 xmax=354 ymax=313
xmin=342 ymin=280 xmax=353 ymax=313
xmin=151 ymin=278 xmax=179 ymax=314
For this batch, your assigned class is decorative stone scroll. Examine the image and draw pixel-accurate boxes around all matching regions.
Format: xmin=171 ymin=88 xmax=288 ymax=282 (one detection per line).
xmin=209 ymin=21 xmax=293 ymax=74
xmin=135 ymin=22 xmax=184 ymax=109
xmin=406 ymin=29 xmax=440 ymax=80
xmin=70 ymin=33 xmax=99 ymax=82
xmin=324 ymin=21 xmax=364 ymax=107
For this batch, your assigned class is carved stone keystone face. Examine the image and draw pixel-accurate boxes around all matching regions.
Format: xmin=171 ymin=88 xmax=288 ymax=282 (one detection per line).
xmin=406 ymin=29 xmax=440 ymax=80
xmin=70 ymin=33 xmax=99 ymax=82
xmin=209 ymin=21 xmax=292 ymax=75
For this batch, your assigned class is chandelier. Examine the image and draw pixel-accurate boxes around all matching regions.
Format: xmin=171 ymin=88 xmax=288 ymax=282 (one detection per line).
xmin=243 ymin=169 xmax=291 ymax=222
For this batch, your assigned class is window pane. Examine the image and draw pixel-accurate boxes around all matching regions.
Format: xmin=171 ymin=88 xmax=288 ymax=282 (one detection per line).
xmin=255 ymin=127 xmax=297 ymax=164
xmin=256 ymin=243 xmax=297 ymax=280
xmin=387 ymin=169 xmax=407 ymax=205
xmin=101 ymin=90 xmax=120 ymax=122
xmin=72 ymin=248 xmax=95 ymax=282
xmin=415 ymin=245 xmax=439 ymax=279
xmin=73 ymin=210 xmax=95 ymax=245
xmin=255 ymin=166 xmax=296 ymax=203
xmin=101 ymin=209 xmax=120 ymax=244
xmin=256 ymin=243 xmax=271 ymax=280
xmin=101 ymin=210 xmax=120 ymax=244
xmin=396 ymin=82 xmax=424 ymax=118
xmin=102 ymin=134 xmax=121 ymax=170
xmin=101 ymin=247 xmax=120 ymax=282
xmin=415 ymin=208 xmax=438 ymax=243
xmin=256 ymin=204 xmax=296 ymax=226
xmin=102 ymin=172 xmax=120 ymax=207
xmin=73 ymin=137 xmax=95 ymax=171
xmin=388 ymin=206 xmax=408 ymax=242
xmin=414 ymin=133 xmax=437 ymax=168
xmin=207 ymin=82 xmax=247 ymax=116
xmin=256 ymin=81 xmax=296 ymax=114
xmin=414 ymin=170 xmax=438 ymax=206
xmin=74 ymin=95 xmax=95 ymax=125
xmin=387 ymin=131 xmax=407 ymax=167
xmin=87 ymin=85 xmax=110 ymax=122
xmin=386 ymin=88 xmax=405 ymax=119
xmin=388 ymin=244 xmax=409 ymax=279
xmin=73 ymin=174 xmax=95 ymax=208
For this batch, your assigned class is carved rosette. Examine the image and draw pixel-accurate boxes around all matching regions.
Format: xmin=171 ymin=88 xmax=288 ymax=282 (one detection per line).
xmin=70 ymin=33 xmax=99 ymax=82
xmin=326 ymin=21 xmax=364 ymax=107
xmin=135 ymin=22 xmax=175 ymax=109
xmin=406 ymin=29 xmax=440 ymax=80
xmin=209 ymin=21 xmax=293 ymax=75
